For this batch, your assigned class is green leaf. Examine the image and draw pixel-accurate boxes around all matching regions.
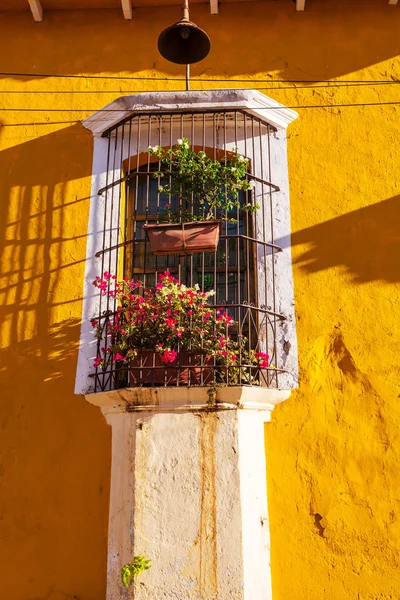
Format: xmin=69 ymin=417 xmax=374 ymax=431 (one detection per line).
xmin=121 ymin=556 xmax=152 ymax=590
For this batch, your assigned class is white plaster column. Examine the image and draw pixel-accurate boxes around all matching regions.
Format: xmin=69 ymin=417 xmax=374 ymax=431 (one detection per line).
xmin=86 ymin=386 xmax=289 ymax=600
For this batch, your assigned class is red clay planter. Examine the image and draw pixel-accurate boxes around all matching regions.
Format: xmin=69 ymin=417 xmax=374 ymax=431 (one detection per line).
xmin=143 ymin=220 xmax=221 ymax=255
xmin=129 ymin=351 xmax=214 ymax=386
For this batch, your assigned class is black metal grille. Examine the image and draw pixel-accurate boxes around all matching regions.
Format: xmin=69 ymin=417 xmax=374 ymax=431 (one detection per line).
xmin=92 ymin=110 xmax=286 ymax=391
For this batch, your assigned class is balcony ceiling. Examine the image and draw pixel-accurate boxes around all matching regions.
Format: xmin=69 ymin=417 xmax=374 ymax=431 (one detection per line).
xmin=0 ymin=0 xmax=242 ymax=9
xmin=0 ymin=0 xmax=397 ymax=20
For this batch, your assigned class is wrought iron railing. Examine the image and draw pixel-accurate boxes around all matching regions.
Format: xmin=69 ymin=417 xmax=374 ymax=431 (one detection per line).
xmin=92 ymin=110 xmax=286 ymax=391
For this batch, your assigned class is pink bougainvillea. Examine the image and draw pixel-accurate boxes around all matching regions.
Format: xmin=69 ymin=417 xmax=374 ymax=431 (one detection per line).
xmin=90 ymin=271 xmax=272 ymax=384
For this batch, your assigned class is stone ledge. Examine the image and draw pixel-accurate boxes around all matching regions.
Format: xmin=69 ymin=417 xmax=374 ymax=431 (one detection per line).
xmin=85 ymin=385 xmax=291 ymax=415
xmin=82 ymin=89 xmax=298 ymax=136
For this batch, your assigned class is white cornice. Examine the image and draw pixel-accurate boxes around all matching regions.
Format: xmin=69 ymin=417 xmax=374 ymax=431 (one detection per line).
xmin=82 ymin=89 xmax=298 ymax=136
xmin=85 ymin=385 xmax=291 ymax=418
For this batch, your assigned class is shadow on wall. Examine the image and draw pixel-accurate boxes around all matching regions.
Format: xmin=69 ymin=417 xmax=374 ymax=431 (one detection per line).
xmin=277 ymin=197 xmax=400 ymax=283
xmin=0 ymin=125 xmax=110 ymax=600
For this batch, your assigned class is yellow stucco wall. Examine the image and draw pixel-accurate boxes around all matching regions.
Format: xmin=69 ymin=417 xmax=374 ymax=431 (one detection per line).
xmin=0 ymin=2 xmax=399 ymax=599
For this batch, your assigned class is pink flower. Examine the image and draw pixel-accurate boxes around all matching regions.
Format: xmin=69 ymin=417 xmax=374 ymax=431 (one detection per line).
xmin=255 ymin=352 xmax=269 ymax=369
xmin=113 ymin=353 xmax=125 ymax=362
xmin=161 ymin=349 xmax=178 ymax=364
xmin=103 ymin=272 xmax=112 ymax=280
xmin=91 ymin=320 xmax=99 ymax=327
xmin=93 ymin=356 xmax=102 ymax=368
xmin=165 ymin=317 xmax=177 ymax=328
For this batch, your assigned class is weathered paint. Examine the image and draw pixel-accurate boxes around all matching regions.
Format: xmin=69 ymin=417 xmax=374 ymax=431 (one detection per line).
xmin=89 ymin=387 xmax=281 ymax=600
xmin=0 ymin=2 xmax=399 ymax=600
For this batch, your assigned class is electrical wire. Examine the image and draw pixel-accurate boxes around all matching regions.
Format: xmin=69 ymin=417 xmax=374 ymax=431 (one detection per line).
xmin=0 ymin=82 xmax=399 ymax=94
xmin=1 ymin=99 xmax=399 ymax=127
xmin=0 ymin=71 xmax=399 ymax=84
xmin=0 ymin=100 xmax=399 ymax=113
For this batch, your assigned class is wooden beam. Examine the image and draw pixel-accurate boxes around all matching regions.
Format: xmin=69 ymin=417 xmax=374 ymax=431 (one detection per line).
xmin=27 ymin=0 xmax=43 ymax=21
xmin=296 ymin=0 xmax=306 ymax=10
xmin=210 ymin=0 xmax=219 ymax=15
xmin=121 ymin=0 xmax=133 ymax=19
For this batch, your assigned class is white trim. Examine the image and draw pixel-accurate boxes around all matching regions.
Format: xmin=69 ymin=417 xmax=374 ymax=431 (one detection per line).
xmin=74 ymin=136 xmax=111 ymax=395
xmin=296 ymin=0 xmax=306 ymax=10
xmin=82 ymin=89 xmax=298 ymax=137
xmin=238 ymin=409 xmax=273 ymax=600
xmin=121 ymin=0 xmax=133 ymax=19
xmin=27 ymin=0 xmax=43 ymax=21
xmin=267 ymin=130 xmax=299 ymax=389
xmin=85 ymin=385 xmax=291 ymax=414
xmin=210 ymin=0 xmax=219 ymax=14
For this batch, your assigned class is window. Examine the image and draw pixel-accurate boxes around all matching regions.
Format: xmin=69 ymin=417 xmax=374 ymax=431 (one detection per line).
xmin=76 ymin=91 xmax=298 ymax=395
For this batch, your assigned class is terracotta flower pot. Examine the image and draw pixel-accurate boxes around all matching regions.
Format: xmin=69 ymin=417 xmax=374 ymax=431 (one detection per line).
xmin=143 ymin=220 xmax=221 ymax=255
xmin=129 ymin=350 xmax=214 ymax=387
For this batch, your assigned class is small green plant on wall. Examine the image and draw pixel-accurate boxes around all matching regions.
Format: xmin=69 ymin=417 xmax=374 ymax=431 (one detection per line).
xmin=121 ymin=556 xmax=152 ymax=590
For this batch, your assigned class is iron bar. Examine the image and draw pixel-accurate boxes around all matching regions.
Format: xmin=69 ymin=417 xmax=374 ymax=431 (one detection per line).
xmin=98 ymin=170 xmax=279 ymax=196
xmin=93 ymin=109 xmax=285 ymax=391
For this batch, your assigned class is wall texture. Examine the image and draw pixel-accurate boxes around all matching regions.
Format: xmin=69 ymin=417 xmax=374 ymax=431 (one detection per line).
xmin=0 ymin=1 xmax=399 ymax=599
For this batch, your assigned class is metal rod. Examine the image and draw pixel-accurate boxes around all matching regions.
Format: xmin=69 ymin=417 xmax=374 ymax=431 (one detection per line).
xmin=186 ymin=64 xmax=190 ymax=91
xmin=98 ymin=169 xmax=279 ymax=196
xmin=182 ymin=0 xmax=189 ymax=21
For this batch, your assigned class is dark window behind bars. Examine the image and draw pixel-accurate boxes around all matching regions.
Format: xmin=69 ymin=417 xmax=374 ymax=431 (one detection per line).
xmin=93 ymin=110 xmax=286 ymax=392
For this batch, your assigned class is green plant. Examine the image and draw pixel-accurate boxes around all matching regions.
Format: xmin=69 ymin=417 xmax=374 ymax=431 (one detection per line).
xmin=147 ymin=138 xmax=258 ymax=223
xmin=121 ymin=556 xmax=152 ymax=590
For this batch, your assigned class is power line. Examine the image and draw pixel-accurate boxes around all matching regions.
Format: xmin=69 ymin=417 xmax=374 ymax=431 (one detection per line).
xmin=1 ymin=121 xmax=81 ymax=127
xmin=1 ymin=99 xmax=399 ymax=127
xmin=0 ymin=82 xmax=399 ymax=94
xmin=0 ymin=100 xmax=399 ymax=113
xmin=0 ymin=70 xmax=399 ymax=84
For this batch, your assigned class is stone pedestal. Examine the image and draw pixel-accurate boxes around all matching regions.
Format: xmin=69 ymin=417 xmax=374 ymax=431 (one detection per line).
xmin=86 ymin=387 xmax=290 ymax=600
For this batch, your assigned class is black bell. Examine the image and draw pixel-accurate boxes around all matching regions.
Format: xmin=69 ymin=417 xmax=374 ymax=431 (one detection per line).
xmin=158 ymin=3 xmax=210 ymax=65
